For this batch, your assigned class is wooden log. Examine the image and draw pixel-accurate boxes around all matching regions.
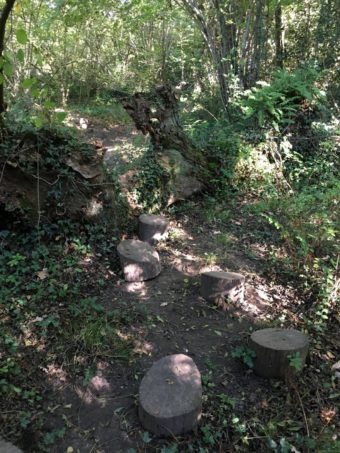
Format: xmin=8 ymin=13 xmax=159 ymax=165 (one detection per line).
xmin=139 ymin=354 xmax=202 ymax=436
xmin=201 ymin=271 xmax=245 ymax=304
xmin=117 ymin=239 xmax=161 ymax=282
xmin=138 ymin=214 xmax=169 ymax=245
xmin=249 ymin=328 xmax=309 ymax=379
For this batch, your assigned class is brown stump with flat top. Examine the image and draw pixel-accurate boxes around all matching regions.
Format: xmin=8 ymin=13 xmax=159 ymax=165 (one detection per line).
xmin=201 ymin=271 xmax=245 ymax=304
xmin=249 ymin=328 xmax=309 ymax=379
xmin=139 ymin=354 xmax=202 ymax=436
xmin=138 ymin=214 xmax=169 ymax=245
xmin=117 ymin=239 xmax=161 ymax=282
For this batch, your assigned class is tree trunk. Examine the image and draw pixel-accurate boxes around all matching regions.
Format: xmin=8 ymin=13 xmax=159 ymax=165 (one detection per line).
xmin=275 ymin=3 xmax=284 ymax=69
xmin=122 ymin=85 xmax=206 ymax=167
xmin=119 ymin=85 xmax=208 ymax=204
xmin=240 ymin=9 xmax=252 ymax=88
xmin=0 ymin=0 xmax=16 ymax=115
xmin=248 ymin=0 xmax=265 ymax=86
xmin=176 ymin=0 xmax=233 ymax=111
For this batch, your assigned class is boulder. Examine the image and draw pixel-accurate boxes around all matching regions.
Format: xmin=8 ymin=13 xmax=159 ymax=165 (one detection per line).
xmin=201 ymin=271 xmax=245 ymax=304
xmin=139 ymin=354 xmax=202 ymax=436
xmin=159 ymin=149 xmax=204 ymax=204
xmin=138 ymin=214 xmax=169 ymax=245
xmin=117 ymin=239 xmax=161 ymax=282
xmin=249 ymin=328 xmax=309 ymax=379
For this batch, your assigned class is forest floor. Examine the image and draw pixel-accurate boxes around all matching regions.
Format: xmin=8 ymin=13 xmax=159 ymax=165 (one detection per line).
xmin=1 ymin=115 xmax=338 ymax=452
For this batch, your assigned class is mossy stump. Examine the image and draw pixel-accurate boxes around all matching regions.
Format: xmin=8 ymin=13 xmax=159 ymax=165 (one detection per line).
xmin=117 ymin=239 xmax=161 ymax=282
xmin=139 ymin=354 xmax=202 ymax=436
xmin=138 ymin=214 xmax=169 ymax=245
xmin=249 ymin=328 xmax=309 ymax=379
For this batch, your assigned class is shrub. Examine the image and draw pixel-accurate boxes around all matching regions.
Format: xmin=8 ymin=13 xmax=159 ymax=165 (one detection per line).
xmin=238 ymin=68 xmax=324 ymax=132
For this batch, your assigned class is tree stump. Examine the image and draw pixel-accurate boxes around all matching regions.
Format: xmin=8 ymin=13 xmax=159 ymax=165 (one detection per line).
xmin=201 ymin=271 xmax=245 ymax=305
xmin=117 ymin=239 xmax=161 ymax=282
xmin=138 ymin=214 xmax=169 ymax=245
xmin=139 ymin=354 xmax=202 ymax=436
xmin=249 ymin=328 xmax=309 ymax=379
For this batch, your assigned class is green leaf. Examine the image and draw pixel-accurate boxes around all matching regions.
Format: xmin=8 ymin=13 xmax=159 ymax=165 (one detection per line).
xmin=16 ymin=28 xmax=28 ymax=44
xmin=31 ymin=87 xmax=40 ymax=98
xmin=33 ymin=116 xmax=44 ymax=128
xmin=44 ymin=100 xmax=55 ymax=109
xmin=21 ymin=77 xmax=36 ymax=89
xmin=16 ymin=49 xmax=25 ymax=63
xmin=0 ymin=74 xmax=4 ymax=85
xmin=3 ymin=63 xmax=14 ymax=77
xmin=55 ymin=111 xmax=67 ymax=123
xmin=141 ymin=431 xmax=152 ymax=443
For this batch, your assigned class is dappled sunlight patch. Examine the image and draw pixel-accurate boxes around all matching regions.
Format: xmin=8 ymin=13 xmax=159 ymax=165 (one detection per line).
xmin=172 ymin=255 xmax=202 ymax=276
xmin=124 ymin=281 xmax=147 ymax=295
xmin=168 ymin=249 xmax=222 ymax=276
xmin=75 ymin=386 xmax=95 ymax=405
xmin=89 ymin=374 xmax=111 ymax=394
xmin=242 ymin=286 xmax=272 ymax=318
xmin=115 ymin=329 xmax=130 ymax=342
xmin=83 ymin=198 xmax=103 ymax=217
xmin=42 ymin=364 xmax=68 ymax=389
xmin=167 ymin=223 xmax=193 ymax=242
xmin=133 ymin=339 xmax=154 ymax=356
xmin=21 ymin=321 xmax=45 ymax=349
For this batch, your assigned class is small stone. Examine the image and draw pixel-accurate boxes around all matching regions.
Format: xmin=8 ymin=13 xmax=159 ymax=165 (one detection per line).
xmin=139 ymin=354 xmax=202 ymax=436
xmin=201 ymin=271 xmax=245 ymax=304
xmin=249 ymin=328 xmax=309 ymax=380
xmin=117 ymin=239 xmax=161 ymax=282
xmin=138 ymin=214 xmax=169 ymax=245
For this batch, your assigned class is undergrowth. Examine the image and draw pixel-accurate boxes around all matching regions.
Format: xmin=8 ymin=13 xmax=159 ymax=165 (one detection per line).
xmin=184 ymin=68 xmax=339 ymax=332
xmin=0 ymin=222 xmax=141 ymax=450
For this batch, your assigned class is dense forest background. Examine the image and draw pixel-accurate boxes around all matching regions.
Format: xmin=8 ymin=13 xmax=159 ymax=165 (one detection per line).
xmin=0 ymin=0 xmax=339 ymax=452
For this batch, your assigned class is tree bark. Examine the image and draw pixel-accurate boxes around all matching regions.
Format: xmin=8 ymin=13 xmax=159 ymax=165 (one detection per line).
xmin=248 ymin=0 xmax=265 ymax=86
xmin=122 ymin=85 xmax=206 ymax=165
xmin=275 ymin=2 xmax=284 ymax=69
xmin=0 ymin=0 xmax=16 ymax=115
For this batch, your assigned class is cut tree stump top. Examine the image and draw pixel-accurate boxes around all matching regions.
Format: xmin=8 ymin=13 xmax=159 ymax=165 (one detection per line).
xmin=138 ymin=214 xmax=169 ymax=244
xmin=117 ymin=239 xmax=161 ymax=282
xmin=139 ymin=214 xmax=169 ymax=227
xmin=250 ymin=328 xmax=309 ymax=379
xmin=139 ymin=354 xmax=202 ymax=436
xmin=201 ymin=271 xmax=245 ymax=303
xmin=251 ymin=328 xmax=309 ymax=351
xmin=202 ymin=271 xmax=245 ymax=283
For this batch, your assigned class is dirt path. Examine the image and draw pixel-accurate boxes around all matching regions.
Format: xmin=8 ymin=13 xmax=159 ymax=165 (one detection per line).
xmin=47 ymin=122 xmax=305 ymax=452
